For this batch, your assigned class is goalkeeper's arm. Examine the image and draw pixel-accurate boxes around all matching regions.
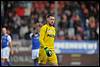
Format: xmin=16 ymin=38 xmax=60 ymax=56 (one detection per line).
xmin=39 ymin=27 xmax=47 ymax=48
xmin=39 ymin=26 xmax=52 ymax=57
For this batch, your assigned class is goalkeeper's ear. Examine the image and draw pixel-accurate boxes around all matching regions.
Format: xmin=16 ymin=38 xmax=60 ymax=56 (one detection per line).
xmin=47 ymin=17 xmax=50 ymax=22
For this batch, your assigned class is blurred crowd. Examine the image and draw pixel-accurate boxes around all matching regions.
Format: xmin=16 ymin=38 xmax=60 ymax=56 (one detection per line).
xmin=1 ymin=1 xmax=99 ymax=40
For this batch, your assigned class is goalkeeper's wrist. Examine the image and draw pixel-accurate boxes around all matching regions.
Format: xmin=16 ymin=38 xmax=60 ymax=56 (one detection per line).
xmin=44 ymin=47 xmax=52 ymax=57
xmin=44 ymin=47 xmax=47 ymax=49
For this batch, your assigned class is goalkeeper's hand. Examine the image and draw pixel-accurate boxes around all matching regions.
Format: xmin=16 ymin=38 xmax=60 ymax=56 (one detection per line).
xmin=44 ymin=47 xmax=52 ymax=57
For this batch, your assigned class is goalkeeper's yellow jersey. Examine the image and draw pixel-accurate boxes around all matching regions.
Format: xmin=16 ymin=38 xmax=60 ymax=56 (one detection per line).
xmin=39 ymin=24 xmax=56 ymax=50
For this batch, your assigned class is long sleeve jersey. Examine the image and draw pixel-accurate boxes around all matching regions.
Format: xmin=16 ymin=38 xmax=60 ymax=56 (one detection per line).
xmin=39 ymin=24 xmax=56 ymax=50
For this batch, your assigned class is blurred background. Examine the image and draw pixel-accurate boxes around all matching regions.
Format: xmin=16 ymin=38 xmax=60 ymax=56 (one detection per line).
xmin=1 ymin=1 xmax=99 ymax=66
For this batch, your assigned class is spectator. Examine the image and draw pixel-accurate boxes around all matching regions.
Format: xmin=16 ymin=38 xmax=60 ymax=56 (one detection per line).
xmin=1 ymin=1 xmax=99 ymax=40
xmin=19 ymin=23 xmax=29 ymax=39
xmin=88 ymin=16 xmax=98 ymax=40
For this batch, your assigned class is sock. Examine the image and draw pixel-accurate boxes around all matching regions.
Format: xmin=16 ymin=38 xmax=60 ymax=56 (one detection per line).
xmin=34 ymin=61 xmax=39 ymax=66
xmin=5 ymin=62 xmax=9 ymax=66
xmin=7 ymin=61 xmax=12 ymax=66
xmin=1 ymin=62 xmax=8 ymax=66
xmin=1 ymin=62 xmax=5 ymax=66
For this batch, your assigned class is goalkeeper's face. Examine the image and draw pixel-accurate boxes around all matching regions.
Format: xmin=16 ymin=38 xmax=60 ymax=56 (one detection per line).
xmin=48 ymin=16 xmax=55 ymax=26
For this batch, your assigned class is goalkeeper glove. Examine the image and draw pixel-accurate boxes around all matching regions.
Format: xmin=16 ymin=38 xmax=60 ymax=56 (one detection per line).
xmin=44 ymin=47 xmax=52 ymax=57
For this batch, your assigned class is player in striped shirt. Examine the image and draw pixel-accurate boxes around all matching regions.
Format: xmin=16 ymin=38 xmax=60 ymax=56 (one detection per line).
xmin=1 ymin=27 xmax=13 ymax=66
xmin=30 ymin=23 xmax=42 ymax=66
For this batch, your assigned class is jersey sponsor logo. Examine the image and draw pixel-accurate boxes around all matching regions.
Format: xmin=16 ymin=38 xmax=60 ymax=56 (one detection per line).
xmin=46 ymin=30 xmax=55 ymax=38
xmin=47 ymin=30 xmax=54 ymax=33
xmin=47 ymin=34 xmax=55 ymax=38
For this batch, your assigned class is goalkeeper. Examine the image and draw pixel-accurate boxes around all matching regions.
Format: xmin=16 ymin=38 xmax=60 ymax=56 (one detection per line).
xmin=39 ymin=14 xmax=58 ymax=66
